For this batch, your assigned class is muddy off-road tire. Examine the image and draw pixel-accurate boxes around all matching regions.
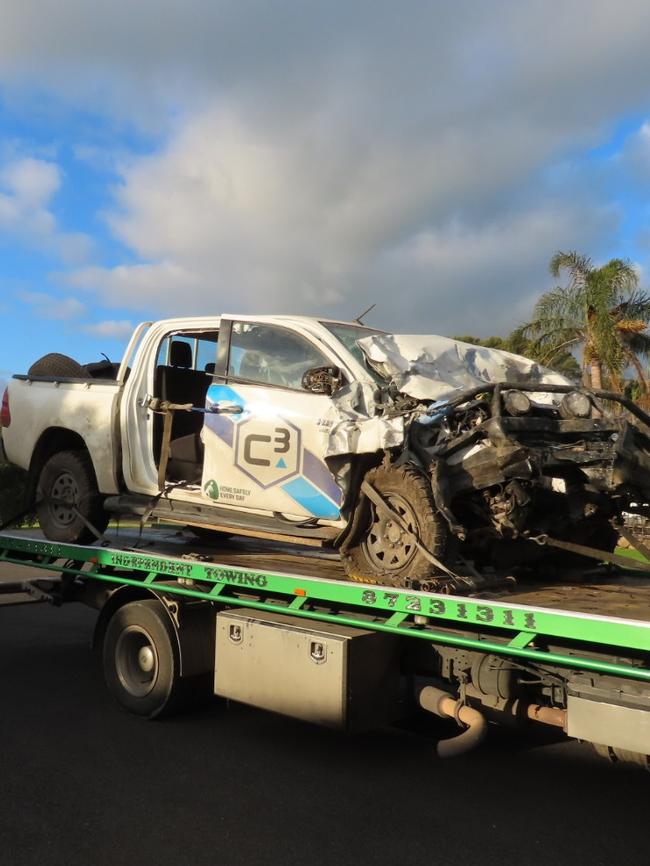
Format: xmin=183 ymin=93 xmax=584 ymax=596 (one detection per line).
xmin=36 ymin=450 xmax=108 ymax=544
xmin=341 ymin=464 xmax=449 ymax=584
xmin=28 ymin=352 xmax=86 ymax=378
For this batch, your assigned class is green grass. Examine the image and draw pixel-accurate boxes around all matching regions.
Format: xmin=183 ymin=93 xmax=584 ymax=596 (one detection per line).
xmin=615 ymin=546 xmax=650 ymax=565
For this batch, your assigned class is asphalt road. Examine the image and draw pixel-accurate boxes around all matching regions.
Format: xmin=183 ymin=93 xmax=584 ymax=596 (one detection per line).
xmin=1 ymin=601 xmax=648 ymax=866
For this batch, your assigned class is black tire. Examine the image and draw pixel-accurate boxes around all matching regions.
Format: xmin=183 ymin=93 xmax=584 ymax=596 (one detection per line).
xmin=103 ymin=600 xmax=183 ymax=718
xmin=341 ymin=464 xmax=448 ymax=584
xmin=28 ymin=353 xmax=86 ymax=378
xmin=83 ymin=359 xmax=120 ymax=379
xmin=36 ymin=450 xmax=108 ymax=544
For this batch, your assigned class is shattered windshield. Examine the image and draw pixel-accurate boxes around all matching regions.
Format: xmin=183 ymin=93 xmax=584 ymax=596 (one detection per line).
xmin=321 ymin=322 xmax=386 ymax=383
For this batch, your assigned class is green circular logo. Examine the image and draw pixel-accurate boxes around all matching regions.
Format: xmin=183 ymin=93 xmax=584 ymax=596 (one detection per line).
xmin=204 ymin=479 xmax=220 ymax=500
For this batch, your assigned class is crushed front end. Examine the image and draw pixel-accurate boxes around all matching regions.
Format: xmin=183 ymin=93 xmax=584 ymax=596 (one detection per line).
xmin=327 ymin=334 xmax=650 ymax=581
xmin=408 ymin=383 xmax=650 ymax=571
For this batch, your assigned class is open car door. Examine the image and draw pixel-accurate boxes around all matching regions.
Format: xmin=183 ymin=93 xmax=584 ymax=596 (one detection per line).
xmin=201 ymin=320 xmax=343 ymax=521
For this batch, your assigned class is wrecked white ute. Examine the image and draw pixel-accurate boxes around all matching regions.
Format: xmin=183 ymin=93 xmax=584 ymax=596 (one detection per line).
xmin=3 ymin=316 xmax=650 ymax=589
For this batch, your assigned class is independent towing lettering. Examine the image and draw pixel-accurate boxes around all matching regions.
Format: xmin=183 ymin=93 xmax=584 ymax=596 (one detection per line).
xmin=204 ymin=566 xmax=268 ymax=588
xmin=108 ymin=551 xmax=269 ymax=588
xmin=109 ymin=552 xmax=193 ymax=578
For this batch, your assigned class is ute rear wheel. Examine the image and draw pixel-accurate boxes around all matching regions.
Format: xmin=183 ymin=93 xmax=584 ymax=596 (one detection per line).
xmin=36 ymin=450 xmax=108 ymax=544
xmin=341 ymin=464 xmax=449 ymax=584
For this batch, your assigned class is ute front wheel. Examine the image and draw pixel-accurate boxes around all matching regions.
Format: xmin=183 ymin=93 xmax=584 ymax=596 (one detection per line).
xmin=341 ymin=464 xmax=449 ymax=584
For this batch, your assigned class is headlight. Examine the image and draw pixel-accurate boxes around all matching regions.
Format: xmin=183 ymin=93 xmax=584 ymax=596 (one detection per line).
xmin=504 ymin=390 xmax=531 ymax=416
xmin=560 ymin=391 xmax=591 ymax=419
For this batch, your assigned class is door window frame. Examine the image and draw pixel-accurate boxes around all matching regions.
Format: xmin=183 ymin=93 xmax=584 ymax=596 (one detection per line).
xmin=221 ymin=319 xmax=347 ymax=394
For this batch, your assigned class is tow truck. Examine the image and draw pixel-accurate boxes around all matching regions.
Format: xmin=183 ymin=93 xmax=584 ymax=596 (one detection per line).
xmin=2 ymin=524 xmax=650 ymax=766
xmin=4 ymin=315 xmax=650 ymax=765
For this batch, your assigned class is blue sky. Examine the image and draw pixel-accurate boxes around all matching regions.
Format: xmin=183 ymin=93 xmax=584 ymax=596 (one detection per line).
xmin=0 ymin=92 xmax=156 ymax=375
xmin=4 ymin=1 xmax=650 ymax=379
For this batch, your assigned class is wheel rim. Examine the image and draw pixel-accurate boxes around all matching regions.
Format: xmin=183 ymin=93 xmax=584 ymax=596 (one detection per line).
xmin=362 ymin=492 xmax=419 ymax=571
xmin=48 ymin=471 xmax=80 ymax=527
xmin=115 ymin=626 xmax=159 ymax=697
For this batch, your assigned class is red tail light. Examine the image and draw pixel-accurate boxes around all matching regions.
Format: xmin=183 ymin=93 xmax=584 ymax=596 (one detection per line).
xmin=1 ymin=388 xmax=10 ymax=428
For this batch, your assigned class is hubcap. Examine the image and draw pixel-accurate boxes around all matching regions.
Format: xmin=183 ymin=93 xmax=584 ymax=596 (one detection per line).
xmin=49 ymin=471 xmax=80 ymax=527
xmin=115 ymin=627 xmax=159 ymax=697
xmin=363 ymin=493 xmax=419 ymax=571
xmin=138 ymin=646 xmax=155 ymax=673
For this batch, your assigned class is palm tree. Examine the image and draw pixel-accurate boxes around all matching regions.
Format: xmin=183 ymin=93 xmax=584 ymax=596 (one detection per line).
xmin=525 ymin=251 xmax=650 ymax=392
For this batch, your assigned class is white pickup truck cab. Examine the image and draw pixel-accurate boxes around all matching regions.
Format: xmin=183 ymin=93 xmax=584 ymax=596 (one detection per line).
xmin=2 ymin=316 xmax=400 ymax=576
xmin=4 ymin=313 xmax=646 ymax=587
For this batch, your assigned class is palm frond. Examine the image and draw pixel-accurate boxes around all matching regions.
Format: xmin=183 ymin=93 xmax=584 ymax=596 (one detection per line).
xmin=549 ymin=250 xmax=592 ymax=286
xmin=620 ymin=330 xmax=650 ymax=358
xmin=613 ymin=289 xmax=650 ymax=323
xmin=537 ymin=337 xmax=580 ymax=364
xmin=596 ymin=258 xmax=638 ymax=297
xmin=530 ymin=285 xmax=584 ymax=331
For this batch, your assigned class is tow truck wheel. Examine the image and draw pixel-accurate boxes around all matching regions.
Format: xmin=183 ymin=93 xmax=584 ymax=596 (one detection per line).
xmin=342 ymin=465 xmax=449 ymax=584
xmin=36 ymin=449 xmax=108 ymax=544
xmin=103 ymin=599 xmax=182 ymax=718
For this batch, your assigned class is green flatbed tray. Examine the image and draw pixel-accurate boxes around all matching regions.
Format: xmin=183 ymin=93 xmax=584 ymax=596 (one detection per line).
xmin=2 ymin=528 xmax=650 ymax=683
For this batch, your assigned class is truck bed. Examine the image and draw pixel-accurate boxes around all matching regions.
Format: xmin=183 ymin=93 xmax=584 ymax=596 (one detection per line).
xmin=506 ymin=576 xmax=650 ymax=623
xmin=97 ymin=527 xmax=650 ymax=625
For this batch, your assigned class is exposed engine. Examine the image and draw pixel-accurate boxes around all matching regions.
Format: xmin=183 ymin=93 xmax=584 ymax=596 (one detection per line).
xmin=406 ymin=382 xmax=650 ymax=571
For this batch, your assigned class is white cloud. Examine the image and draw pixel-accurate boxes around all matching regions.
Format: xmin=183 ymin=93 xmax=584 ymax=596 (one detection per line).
xmin=370 ymin=204 xmax=619 ymax=335
xmin=81 ymin=319 xmax=133 ymax=338
xmin=1 ymin=157 xmax=59 ymax=207
xmin=65 ymin=261 xmax=202 ymax=309
xmin=0 ymin=155 xmax=94 ymax=262
xmin=19 ymin=290 xmax=86 ymax=320
xmin=0 ymin=157 xmax=59 ymax=237
xmin=60 ymin=102 xmax=618 ymax=332
xmin=8 ymin=1 xmax=650 ymax=333
xmin=621 ymin=122 xmax=650 ymax=184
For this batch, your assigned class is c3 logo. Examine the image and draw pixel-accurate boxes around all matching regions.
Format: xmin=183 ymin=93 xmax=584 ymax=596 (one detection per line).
xmin=235 ymin=418 xmax=301 ymax=488
xmin=274 ymin=427 xmax=290 ymax=454
xmin=243 ymin=427 xmax=291 ymax=466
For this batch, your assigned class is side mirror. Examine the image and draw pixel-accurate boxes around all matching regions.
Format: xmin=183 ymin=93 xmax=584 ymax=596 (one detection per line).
xmin=302 ymin=365 xmax=341 ymax=395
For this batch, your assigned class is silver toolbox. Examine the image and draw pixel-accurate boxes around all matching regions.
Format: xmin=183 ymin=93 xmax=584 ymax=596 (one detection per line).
xmin=215 ymin=609 xmax=399 ymax=731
